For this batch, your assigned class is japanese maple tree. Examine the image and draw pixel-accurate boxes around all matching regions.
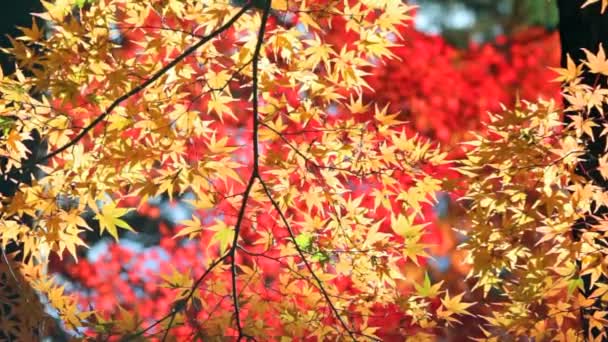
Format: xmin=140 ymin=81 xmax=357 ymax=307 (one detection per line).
xmin=0 ymin=0 xmax=606 ymax=341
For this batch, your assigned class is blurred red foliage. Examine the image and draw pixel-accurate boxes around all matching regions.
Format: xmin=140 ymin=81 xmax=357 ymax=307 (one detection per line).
xmin=364 ymin=26 xmax=561 ymax=144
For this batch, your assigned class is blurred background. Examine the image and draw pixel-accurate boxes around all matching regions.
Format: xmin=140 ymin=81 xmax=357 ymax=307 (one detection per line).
xmin=415 ymin=0 xmax=558 ymax=46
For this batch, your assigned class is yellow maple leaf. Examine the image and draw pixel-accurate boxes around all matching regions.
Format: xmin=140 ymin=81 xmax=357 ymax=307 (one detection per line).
xmin=583 ymin=44 xmax=608 ymax=75
xmin=161 ymin=268 xmax=193 ymax=289
xmin=374 ymin=104 xmax=404 ymax=133
xmin=437 ymin=292 xmax=476 ymax=325
xmin=174 ymin=215 xmax=204 ymax=239
xmin=414 ymin=272 xmax=444 ymax=298
xmin=391 ymin=213 xmax=428 ymax=240
xmin=346 ymin=93 xmax=372 ymax=114
xmin=94 ymin=201 xmax=134 ymax=241
xmin=2 ymin=129 xmax=30 ymax=169
xmin=568 ymin=114 xmax=598 ymax=141
xmin=550 ymin=54 xmax=582 ymax=83
xmin=207 ymin=93 xmax=236 ymax=122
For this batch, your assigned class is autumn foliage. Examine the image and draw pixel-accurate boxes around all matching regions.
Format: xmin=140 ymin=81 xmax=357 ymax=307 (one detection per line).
xmin=0 ymin=0 xmax=605 ymax=341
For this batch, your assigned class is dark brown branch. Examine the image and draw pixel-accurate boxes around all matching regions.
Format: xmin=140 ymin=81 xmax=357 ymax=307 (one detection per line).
xmin=228 ymin=173 xmax=256 ymax=339
xmin=226 ymin=1 xmax=272 ymax=339
xmin=251 ymin=1 xmax=270 ymax=174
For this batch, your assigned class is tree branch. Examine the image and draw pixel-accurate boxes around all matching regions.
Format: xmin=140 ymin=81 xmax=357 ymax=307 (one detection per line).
xmin=226 ymin=1 xmax=272 ymax=339
xmin=35 ymin=4 xmax=252 ymax=165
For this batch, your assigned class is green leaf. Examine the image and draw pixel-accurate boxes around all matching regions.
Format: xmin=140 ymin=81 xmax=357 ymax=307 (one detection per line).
xmin=567 ymin=277 xmax=584 ymax=296
xmin=312 ymin=251 xmax=329 ymax=263
xmin=294 ymin=233 xmax=313 ymax=252
xmin=209 ymin=220 xmax=235 ymax=254
xmin=0 ymin=116 xmax=15 ymax=136
xmin=75 ymin=0 xmax=95 ymax=8
xmin=414 ymin=272 xmax=443 ymax=298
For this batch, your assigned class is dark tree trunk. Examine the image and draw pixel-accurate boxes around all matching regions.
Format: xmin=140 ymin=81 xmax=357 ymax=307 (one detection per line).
xmin=558 ymin=1 xmax=608 ymax=339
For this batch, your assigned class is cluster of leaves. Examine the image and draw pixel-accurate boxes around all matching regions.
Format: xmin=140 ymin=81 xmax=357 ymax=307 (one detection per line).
xmin=458 ymin=100 xmax=585 ymax=339
xmin=458 ymin=43 xmax=608 ymax=340
xmin=0 ymin=0 xmax=481 ymax=340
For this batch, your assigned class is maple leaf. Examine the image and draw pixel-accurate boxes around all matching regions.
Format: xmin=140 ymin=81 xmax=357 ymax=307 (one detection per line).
xmin=346 ymin=93 xmax=372 ymax=114
xmin=358 ymin=31 xmax=399 ymax=60
xmin=208 ymin=219 xmax=235 ymax=255
xmin=39 ymin=0 xmax=73 ymax=20
xmin=174 ymin=215 xmax=204 ymax=239
xmin=17 ymin=19 xmax=43 ymax=42
xmin=115 ymin=306 xmax=142 ymax=333
xmin=414 ymin=272 xmax=444 ymax=298
xmin=304 ymin=35 xmax=335 ymax=71
xmin=57 ymin=211 xmax=90 ymax=261
xmin=207 ymin=93 xmax=236 ymax=122
xmin=161 ymin=268 xmax=193 ymax=290
xmin=374 ymin=104 xmax=404 ymax=134
xmin=1 ymin=129 xmax=30 ymax=170
xmin=94 ymin=201 xmax=135 ymax=241
xmin=568 ymin=114 xmax=598 ymax=140
xmin=582 ymin=44 xmax=608 ymax=76
xmin=437 ymin=292 xmax=476 ymax=325
xmin=550 ymin=54 xmax=582 ymax=83
xmin=294 ymin=232 xmax=313 ymax=252
xmin=391 ymin=213 xmax=428 ymax=241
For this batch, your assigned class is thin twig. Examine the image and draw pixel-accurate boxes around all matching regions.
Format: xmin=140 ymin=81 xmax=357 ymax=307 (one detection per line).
xmin=122 ymin=253 xmax=229 ymax=341
xmin=257 ymin=178 xmax=359 ymax=340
